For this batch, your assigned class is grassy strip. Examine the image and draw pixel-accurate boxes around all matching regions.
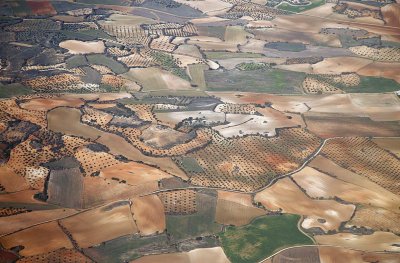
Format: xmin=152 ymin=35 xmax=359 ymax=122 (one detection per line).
xmin=220 ymin=214 xmax=313 ymax=263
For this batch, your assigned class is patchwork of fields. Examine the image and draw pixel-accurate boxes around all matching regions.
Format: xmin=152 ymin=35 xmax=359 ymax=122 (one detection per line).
xmin=1 ymin=0 xmax=400 ymax=262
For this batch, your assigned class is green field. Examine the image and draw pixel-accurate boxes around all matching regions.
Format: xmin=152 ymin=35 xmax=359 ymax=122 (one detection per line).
xmin=84 ymin=234 xmax=170 ymax=263
xmin=265 ymin=42 xmax=306 ymax=52
xmin=86 ymin=54 xmax=127 ymax=74
xmin=340 ymin=76 xmax=400 ymax=93
xmin=220 ymin=214 xmax=314 ymax=263
xmin=174 ymin=156 xmax=204 ymax=173
xmin=277 ymin=0 xmax=325 ymax=13
xmin=65 ymin=55 xmax=88 ymax=69
xmin=313 ymin=74 xmax=400 ymax=93
xmin=0 ymin=83 xmax=33 ymax=98
xmin=166 ymin=192 xmax=221 ymax=241
xmin=205 ymin=68 xmax=305 ymax=93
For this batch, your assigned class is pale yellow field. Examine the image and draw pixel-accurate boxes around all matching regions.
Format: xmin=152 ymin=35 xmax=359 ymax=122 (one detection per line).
xmin=130 ymin=247 xmax=230 ymax=263
xmin=131 ymin=195 xmax=166 ymax=236
xmin=346 ymin=206 xmax=400 ymax=234
xmin=19 ymin=97 xmax=84 ymax=111
xmin=0 ymin=221 xmax=73 ymax=256
xmin=99 ymin=162 xmax=172 ymax=185
xmin=0 ymin=165 xmax=29 ymax=192
xmin=372 ymin=138 xmax=400 ymax=158
xmin=309 ymin=156 xmax=400 ymax=211
xmin=319 ymin=246 xmax=400 ymax=263
xmin=60 ymin=202 xmax=137 ymax=248
xmin=315 ymin=232 xmax=400 ymax=252
xmin=254 ymin=178 xmax=355 ymax=232
xmin=292 ymin=166 xmax=400 ymax=212
xmin=0 ymin=208 xmax=77 ymax=236
xmin=216 ymin=190 xmax=265 ymax=226
xmin=59 ymin=40 xmax=105 ymax=54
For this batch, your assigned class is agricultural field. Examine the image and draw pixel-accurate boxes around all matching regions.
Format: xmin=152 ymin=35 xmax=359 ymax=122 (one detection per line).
xmin=1 ymin=0 xmax=400 ymax=262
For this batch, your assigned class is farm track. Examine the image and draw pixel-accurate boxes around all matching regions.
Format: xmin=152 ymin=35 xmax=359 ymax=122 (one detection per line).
xmin=0 ymin=136 xmax=340 ymax=239
xmin=257 ymin=244 xmax=400 ymax=263
xmin=70 ymin=1 xmax=400 ymax=30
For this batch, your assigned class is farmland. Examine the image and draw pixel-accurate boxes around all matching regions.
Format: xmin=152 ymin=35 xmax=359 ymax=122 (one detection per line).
xmin=1 ymin=0 xmax=400 ymax=262
xmin=220 ymin=214 xmax=313 ymax=263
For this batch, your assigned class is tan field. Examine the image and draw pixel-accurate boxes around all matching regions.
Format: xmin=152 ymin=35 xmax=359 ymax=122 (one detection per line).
xmin=48 ymin=107 xmax=102 ymax=140
xmin=174 ymin=0 xmax=231 ymax=15
xmin=309 ymin=156 xmax=400 ymax=206
xmin=19 ymin=97 xmax=84 ymax=111
xmin=346 ymin=206 xmax=400 ymax=234
xmin=218 ymin=191 xmax=255 ymax=207
xmin=139 ymin=124 xmax=192 ymax=149
xmin=0 ymin=221 xmax=72 ymax=256
xmin=216 ymin=199 xmax=265 ymax=226
xmin=358 ymin=61 xmax=400 ymax=83
xmin=60 ymin=202 xmax=137 ymax=248
xmin=207 ymin=92 xmax=316 ymax=113
xmin=187 ymin=39 xmax=239 ymax=52
xmin=0 ymin=208 xmax=77 ymax=236
xmin=99 ymin=14 xmax=155 ymax=26
xmin=48 ymin=106 xmax=188 ymax=179
xmin=217 ymin=191 xmax=266 ymax=226
xmin=381 ymin=3 xmax=400 ymax=28
xmin=131 ymin=247 xmax=230 ymax=263
xmin=190 ymin=16 xmax=229 ymax=25
xmin=315 ymin=232 xmax=400 ymax=252
xmin=99 ymin=161 xmax=172 ymax=185
xmin=122 ymin=68 xmax=191 ymax=91
xmin=131 ymin=195 xmax=166 ymax=236
xmin=372 ymin=138 xmax=400 ymax=158
xmin=0 ymin=165 xmax=29 ymax=192
xmin=0 ymin=190 xmax=49 ymax=204
xmin=59 ymin=40 xmax=105 ymax=54
xmin=83 ymin=176 xmax=159 ymax=208
xmin=254 ymin=178 xmax=355 ymax=232
xmin=292 ymin=166 xmax=400 ymax=212
xmin=312 ymin=57 xmax=373 ymax=75
xmin=319 ymin=246 xmax=400 ymax=263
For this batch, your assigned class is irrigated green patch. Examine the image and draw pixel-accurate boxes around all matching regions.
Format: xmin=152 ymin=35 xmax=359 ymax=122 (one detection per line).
xmin=220 ymin=214 xmax=314 ymax=263
xmin=278 ymin=0 xmax=325 ymax=13
xmin=340 ymin=76 xmax=400 ymax=93
xmin=205 ymin=68 xmax=305 ymax=93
